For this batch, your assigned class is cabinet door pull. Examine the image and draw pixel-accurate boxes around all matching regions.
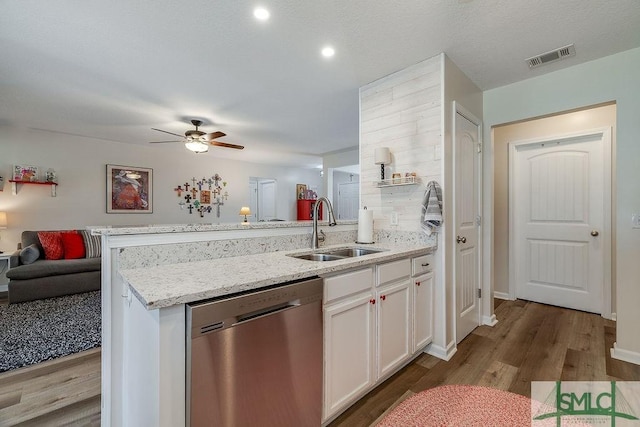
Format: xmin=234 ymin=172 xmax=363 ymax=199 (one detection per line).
xmin=369 ymin=299 xmax=376 ymax=305
xmin=380 ymin=295 xmax=386 ymax=301
xmin=416 ymin=281 xmax=421 ymax=286
xmin=421 ymin=262 xmax=430 ymax=267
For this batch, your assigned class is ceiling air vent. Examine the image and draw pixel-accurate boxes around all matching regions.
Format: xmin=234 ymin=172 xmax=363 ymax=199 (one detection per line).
xmin=526 ymin=44 xmax=576 ymax=69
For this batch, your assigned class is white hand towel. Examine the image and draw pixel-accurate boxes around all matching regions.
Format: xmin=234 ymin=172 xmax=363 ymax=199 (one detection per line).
xmin=420 ymin=181 xmax=443 ymax=236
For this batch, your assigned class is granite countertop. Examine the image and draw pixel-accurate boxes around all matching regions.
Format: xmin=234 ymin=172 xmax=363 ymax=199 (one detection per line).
xmin=90 ymin=220 xmax=357 ymax=235
xmin=119 ymin=242 xmax=434 ymax=310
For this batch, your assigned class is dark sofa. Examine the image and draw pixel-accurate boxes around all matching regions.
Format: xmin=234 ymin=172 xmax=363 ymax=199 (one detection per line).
xmin=7 ymin=230 xmax=101 ymax=304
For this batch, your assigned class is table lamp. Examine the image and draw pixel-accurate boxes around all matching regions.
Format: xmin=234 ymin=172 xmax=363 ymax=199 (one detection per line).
xmin=0 ymin=212 xmax=7 ymax=229
xmin=374 ymin=147 xmax=391 ymax=180
xmin=239 ymin=207 xmax=251 ymax=224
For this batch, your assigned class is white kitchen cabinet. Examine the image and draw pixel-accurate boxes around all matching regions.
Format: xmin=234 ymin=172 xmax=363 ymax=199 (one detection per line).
xmin=323 ymin=255 xmax=432 ymax=423
xmin=323 ymin=290 xmax=375 ymax=420
xmin=376 ymin=279 xmax=411 ymax=379
xmin=413 ymin=271 xmax=434 ymax=352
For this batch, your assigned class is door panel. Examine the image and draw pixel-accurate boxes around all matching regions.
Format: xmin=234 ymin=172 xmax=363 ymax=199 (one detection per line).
xmin=337 ymin=182 xmax=359 ymax=220
xmin=513 ymin=135 xmax=604 ymax=313
xmin=455 ymin=111 xmax=480 ymax=343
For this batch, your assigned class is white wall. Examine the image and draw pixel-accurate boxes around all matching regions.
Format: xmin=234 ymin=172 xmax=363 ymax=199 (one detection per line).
xmin=360 ymin=56 xmax=442 ymax=231
xmin=484 ymin=47 xmax=640 ymax=361
xmin=0 ymin=128 xmax=322 ymax=252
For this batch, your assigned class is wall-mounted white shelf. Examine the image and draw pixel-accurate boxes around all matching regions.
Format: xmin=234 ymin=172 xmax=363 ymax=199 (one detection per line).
xmin=375 ymin=176 xmax=419 ymax=188
xmin=9 ymin=180 xmax=58 ymax=197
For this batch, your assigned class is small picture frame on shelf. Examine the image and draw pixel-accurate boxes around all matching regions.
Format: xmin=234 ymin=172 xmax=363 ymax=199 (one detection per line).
xmin=392 ymin=173 xmax=402 ymax=184
xmin=13 ymin=165 xmax=40 ymax=182
xmin=405 ymin=172 xmax=417 ymax=184
xmin=296 ymin=184 xmax=307 ymax=200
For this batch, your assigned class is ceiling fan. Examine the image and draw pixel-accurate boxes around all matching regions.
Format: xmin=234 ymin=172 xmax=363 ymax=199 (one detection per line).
xmin=150 ymin=119 xmax=244 ymax=153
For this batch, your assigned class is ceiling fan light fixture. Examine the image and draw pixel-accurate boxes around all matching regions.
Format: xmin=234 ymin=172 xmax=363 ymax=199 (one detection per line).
xmin=185 ymin=141 xmax=209 ymax=153
xmin=254 ymin=7 xmax=270 ymax=21
xmin=321 ymin=46 xmax=335 ymax=58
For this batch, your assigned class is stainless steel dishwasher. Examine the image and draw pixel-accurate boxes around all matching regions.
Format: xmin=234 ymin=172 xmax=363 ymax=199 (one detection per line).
xmin=186 ymin=277 xmax=323 ymax=426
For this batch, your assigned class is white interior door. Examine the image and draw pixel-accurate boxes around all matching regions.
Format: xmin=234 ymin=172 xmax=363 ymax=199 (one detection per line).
xmin=454 ymin=108 xmax=481 ymax=343
xmin=511 ymin=132 xmax=609 ymax=314
xmin=258 ymin=180 xmax=277 ymax=221
xmin=337 ymin=182 xmax=359 ymax=220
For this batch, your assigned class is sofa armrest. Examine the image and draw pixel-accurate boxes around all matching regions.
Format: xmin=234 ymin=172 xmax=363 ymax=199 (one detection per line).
xmin=9 ymin=250 xmax=21 ymax=268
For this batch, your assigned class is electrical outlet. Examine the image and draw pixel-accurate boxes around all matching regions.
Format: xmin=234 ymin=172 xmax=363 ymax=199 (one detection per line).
xmin=390 ymin=211 xmax=398 ymax=226
xmin=633 ymin=213 xmax=640 ymax=229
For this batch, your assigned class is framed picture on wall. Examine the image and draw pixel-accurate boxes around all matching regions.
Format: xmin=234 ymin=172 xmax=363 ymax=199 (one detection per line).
xmin=106 ymin=164 xmax=153 ymax=213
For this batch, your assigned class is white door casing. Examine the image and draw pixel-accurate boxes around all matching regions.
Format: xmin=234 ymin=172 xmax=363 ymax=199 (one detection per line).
xmin=248 ymin=180 xmax=258 ymax=221
xmin=453 ymin=104 xmax=482 ymax=344
xmin=509 ymin=129 xmax=612 ymax=315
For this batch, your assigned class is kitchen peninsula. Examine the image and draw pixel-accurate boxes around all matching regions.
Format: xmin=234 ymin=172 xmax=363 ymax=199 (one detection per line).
xmin=93 ymin=221 xmax=436 ymax=426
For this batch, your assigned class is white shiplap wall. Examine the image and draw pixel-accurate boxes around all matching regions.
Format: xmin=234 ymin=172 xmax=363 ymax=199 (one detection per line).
xmin=360 ymin=55 xmax=443 ymax=232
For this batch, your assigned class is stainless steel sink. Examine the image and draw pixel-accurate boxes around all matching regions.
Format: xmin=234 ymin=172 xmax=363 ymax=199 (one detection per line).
xmin=288 ymin=247 xmax=384 ymax=262
xmin=291 ymin=253 xmax=346 ymax=262
xmin=322 ymin=248 xmax=383 ymax=257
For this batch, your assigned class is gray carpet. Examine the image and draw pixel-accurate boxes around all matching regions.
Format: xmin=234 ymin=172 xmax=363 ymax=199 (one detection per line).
xmin=0 ymin=291 xmax=101 ymax=372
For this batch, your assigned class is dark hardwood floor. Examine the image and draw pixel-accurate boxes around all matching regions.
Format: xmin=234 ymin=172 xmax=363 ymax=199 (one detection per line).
xmin=329 ymin=299 xmax=640 ymax=426
xmin=1 ymin=298 xmax=638 ymax=426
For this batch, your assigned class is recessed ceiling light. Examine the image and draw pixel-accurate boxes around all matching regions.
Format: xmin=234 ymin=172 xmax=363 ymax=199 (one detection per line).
xmin=321 ymin=46 xmax=335 ymax=58
xmin=253 ymin=7 xmax=270 ymax=21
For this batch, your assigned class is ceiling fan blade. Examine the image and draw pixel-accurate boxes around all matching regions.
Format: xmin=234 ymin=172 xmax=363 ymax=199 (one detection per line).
xmin=210 ymin=141 xmax=244 ymax=150
xmin=149 ymin=140 xmax=182 ymax=143
xmin=204 ymin=131 xmax=226 ymax=140
xmin=151 ymin=128 xmax=185 ymax=138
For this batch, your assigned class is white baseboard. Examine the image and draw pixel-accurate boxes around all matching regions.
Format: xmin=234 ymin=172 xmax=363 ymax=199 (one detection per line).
xmin=493 ymin=291 xmax=511 ymax=300
xmin=426 ymin=341 xmax=457 ymax=361
xmin=611 ymin=342 xmax=640 ymax=366
xmin=483 ymin=314 xmax=498 ymax=327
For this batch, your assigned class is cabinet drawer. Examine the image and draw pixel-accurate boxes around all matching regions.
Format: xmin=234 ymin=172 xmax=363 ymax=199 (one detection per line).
xmin=412 ymin=254 xmax=434 ymax=276
xmin=376 ymin=258 xmax=410 ymax=286
xmin=324 ymin=267 xmax=373 ymax=303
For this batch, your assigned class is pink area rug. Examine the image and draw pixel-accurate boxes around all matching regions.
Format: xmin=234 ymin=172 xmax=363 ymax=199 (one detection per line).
xmin=377 ymin=385 xmax=533 ymax=426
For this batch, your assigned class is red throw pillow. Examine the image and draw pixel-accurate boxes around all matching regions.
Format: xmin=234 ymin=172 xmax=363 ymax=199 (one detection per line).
xmin=61 ymin=232 xmax=86 ymax=259
xmin=37 ymin=231 xmax=65 ymax=260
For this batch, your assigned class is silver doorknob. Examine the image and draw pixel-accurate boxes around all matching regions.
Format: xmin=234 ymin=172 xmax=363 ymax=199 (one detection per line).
xmin=591 ymin=230 xmax=599 ymax=237
xmin=456 ymin=236 xmax=467 ymax=244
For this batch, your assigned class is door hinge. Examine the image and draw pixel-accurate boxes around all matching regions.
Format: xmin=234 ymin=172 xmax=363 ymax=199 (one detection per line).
xmin=477 ymin=142 xmax=482 ymax=153
xmin=477 ymin=288 xmax=482 ymax=299
xmin=476 ymin=215 xmax=481 ymax=226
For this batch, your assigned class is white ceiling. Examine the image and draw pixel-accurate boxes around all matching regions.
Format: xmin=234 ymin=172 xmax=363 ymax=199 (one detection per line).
xmin=2 ymin=1 xmax=639 ymax=167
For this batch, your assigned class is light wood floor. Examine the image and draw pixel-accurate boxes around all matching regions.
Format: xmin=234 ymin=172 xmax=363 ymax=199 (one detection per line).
xmin=330 ymin=299 xmax=640 ymax=426
xmin=0 ymin=347 xmax=101 ymax=426
xmin=1 ymin=299 xmax=639 ymax=426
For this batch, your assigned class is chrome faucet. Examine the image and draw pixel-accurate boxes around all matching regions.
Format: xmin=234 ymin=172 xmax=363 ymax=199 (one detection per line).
xmin=311 ymin=197 xmax=337 ymax=249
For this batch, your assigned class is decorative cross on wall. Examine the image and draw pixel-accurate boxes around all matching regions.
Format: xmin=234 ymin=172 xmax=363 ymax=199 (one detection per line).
xmin=174 ymin=173 xmax=229 ymax=218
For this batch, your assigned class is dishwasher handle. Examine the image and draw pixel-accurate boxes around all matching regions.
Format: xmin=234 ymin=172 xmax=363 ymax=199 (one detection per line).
xmin=235 ymin=301 xmax=300 ymax=325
